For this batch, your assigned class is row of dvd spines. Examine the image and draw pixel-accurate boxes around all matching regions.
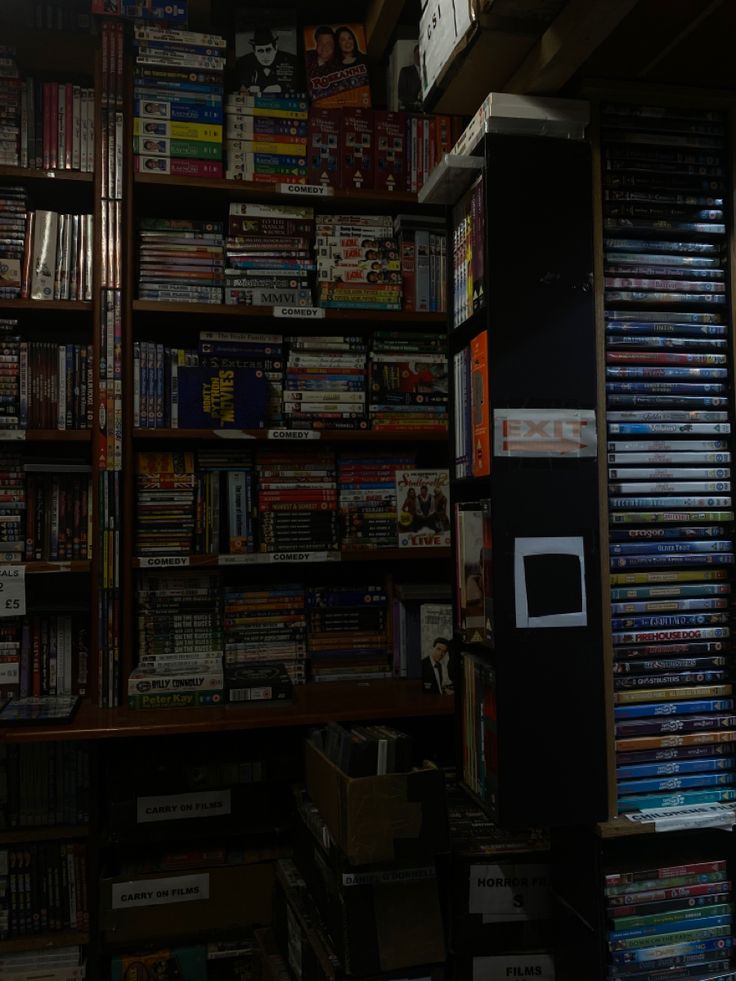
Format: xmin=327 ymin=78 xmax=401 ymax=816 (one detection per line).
xmin=601 ymin=103 xmax=736 ymax=814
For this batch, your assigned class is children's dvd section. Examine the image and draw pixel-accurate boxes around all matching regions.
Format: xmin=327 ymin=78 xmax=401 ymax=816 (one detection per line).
xmin=601 ymin=102 xmax=736 ymax=816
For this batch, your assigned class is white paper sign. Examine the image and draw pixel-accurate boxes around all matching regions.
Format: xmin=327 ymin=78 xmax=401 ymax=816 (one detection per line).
xmin=494 ymin=409 xmax=597 ymax=458
xmin=137 ymin=790 xmax=231 ymax=824
xmin=0 ymin=566 xmax=25 ymax=618
xmin=0 ymin=431 xmax=25 ymax=441
xmin=514 ymin=537 xmax=587 ymax=629
xmin=277 ymin=182 xmax=334 ymax=197
xmin=420 ymin=0 xmax=475 ymax=96
xmin=213 ymin=430 xmax=256 ymax=440
xmin=111 ymin=873 xmax=210 ymax=909
xmin=473 ymin=953 xmax=555 ymax=981
xmin=218 ymin=554 xmax=265 ymax=566
xmin=625 ymin=802 xmax=736 ymax=833
xmin=273 ymin=306 xmax=326 ymax=319
xmin=0 ymin=662 xmax=19 ymax=685
xmin=469 ymin=864 xmax=551 ymax=923
xmin=267 ymin=429 xmax=321 ymax=440
xmin=271 ymin=551 xmax=339 ymax=563
xmin=138 ymin=556 xmax=190 ymax=568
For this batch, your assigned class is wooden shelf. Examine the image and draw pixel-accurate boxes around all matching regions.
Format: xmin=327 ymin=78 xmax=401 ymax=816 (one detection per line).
xmin=132 ymin=428 xmax=447 ymax=443
xmin=0 ymin=825 xmax=88 ymax=845
xmin=132 ymin=300 xmax=446 ymax=323
xmin=1 ymin=681 xmax=454 ymax=743
xmin=0 ymin=300 xmax=92 ymax=313
xmin=133 ymin=548 xmax=450 ymax=569
xmin=0 ymin=165 xmax=93 ymax=184
xmin=0 ymin=430 xmax=91 ymax=442
xmin=133 ymin=172 xmax=429 ymax=209
xmin=25 ymin=561 xmax=91 ymax=575
xmin=0 ymin=930 xmax=88 ymax=953
xmin=597 ymin=815 xmax=656 ymax=838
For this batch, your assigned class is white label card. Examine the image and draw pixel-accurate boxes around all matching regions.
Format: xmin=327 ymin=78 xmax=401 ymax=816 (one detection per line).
xmin=218 ymin=554 xmax=265 ymax=566
xmin=0 ymin=431 xmax=25 ymax=441
xmin=138 ymin=556 xmax=190 ymax=568
xmin=420 ymin=0 xmax=475 ymax=96
xmin=137 ymin=790 xmax=231 ymax=824
xmin=472 ymin=953 xmax=555 ymax=981
xmin=111 ymin=873 xmax=210 ymax=909
xmin=494 ymin=409 xmax=597 ymax=458
xmin=0 ymin=662 xmax=19 ymax=685
xmin=267 ymin=429 xmax=321 ymax=440
xmin=625 ymin=802 xmax=736 ymax=832
xmin=468 ymin=864 xmax=551 ymax=923
xmin=273 ymin=306 xmax=326 ymax=319
xmin=0 ymin=566 xmax=25 ymax=618
xmin=277 ymin=182 xmax=334 ymax=197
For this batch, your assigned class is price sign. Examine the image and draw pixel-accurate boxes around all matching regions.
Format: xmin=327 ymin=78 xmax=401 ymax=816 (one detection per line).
xmin=0 ymin=566 xmax=25 ymax=618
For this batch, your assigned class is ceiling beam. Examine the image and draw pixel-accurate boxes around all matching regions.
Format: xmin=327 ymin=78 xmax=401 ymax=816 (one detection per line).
xmin=503 ymin=0 xmax=641 ymax=94
xmin=637 ymin=0 xmax=723 ymax=77
xmin=365 ymin=0 xmax=405 ymax=59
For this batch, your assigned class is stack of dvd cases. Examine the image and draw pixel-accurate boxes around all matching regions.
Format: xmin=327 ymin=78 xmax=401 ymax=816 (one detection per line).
xmin=337 ymin=451 xmax=415 ymax=549
xmin=315 ymin=214 xmax=402 ymax=311
xmin=306 ymin=584 xmax=391 ymax=683
xmin=132 ymin=24 xmax=225 ymax=179
xmin=223 ymin=584 xmax=306 ymax=685
xmin=602 ymin=102 xmax=736 ymax=814
xmin=225 ymin=94 xmax=308 ymax=184
xmin=368 ymin=330 xmax=448 ymax=432
xmin=138 ymin=217 xmax=224 ymax=303
xmin=284 ymin=336 xmax=367 ymax=430
xmin=255 ymin=448 xmax=338 ymax=555
xmin=0 ymin=187 xmax=27 ymax=300
xmin=225 ymin=202 xmax=314 ymax=307
xmin=135 ymin=451 xmax=196 ymax=557
xmin=0 ymin=48 xmax=20 ymax=167
xmin=605 ymin=859 xmax=734 ymax=979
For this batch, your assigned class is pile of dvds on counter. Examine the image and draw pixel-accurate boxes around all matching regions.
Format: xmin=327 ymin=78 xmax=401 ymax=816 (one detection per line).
xmin=605 ymin=859 xmax=735 ymax=980
xmin=602 ymin=101 xmax=736 ymax=815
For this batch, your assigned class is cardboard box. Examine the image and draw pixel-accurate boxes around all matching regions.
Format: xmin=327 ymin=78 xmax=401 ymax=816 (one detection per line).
xmin=275 ymin=857 xmax=446 ymax=981
xmin=292 ymin=791 xmax=446 ymax=975
xmin=100 ymin=861 xmax=274 ymax=944
xmin=304 ymin=742 xmax=448 ymax=865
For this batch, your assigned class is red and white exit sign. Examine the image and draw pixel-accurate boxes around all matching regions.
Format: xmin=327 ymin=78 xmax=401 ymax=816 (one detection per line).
xmin=494 ymin=409 xmax=597 ymax=458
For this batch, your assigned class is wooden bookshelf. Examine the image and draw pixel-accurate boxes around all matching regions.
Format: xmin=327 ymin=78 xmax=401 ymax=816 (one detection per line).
xmin=132 ymin=428 xmax=447 ymax=443
xmin=596 ymin=815 xmax=656 ymax=838
xmin=0 ymin=166 xmax=94 ymax=184
xmin=0 ymin=300 xmax=92 ymax=313
xmin=25 ymin=561 xmax=91 ymax=575
xmin=0 ymin=431 xmax=91 ymax=443
xmin=0 ymin=931 xmax=89 ymax=953
xmin=133 ymin=172 xmax=430 ymax=209
xmin=132 ymin=300 xmax=446 ymax=323
xmin=2 ymin=681 xmax=454 ymax=743
xmin=0 ymin=825 xmax=89 ymax=845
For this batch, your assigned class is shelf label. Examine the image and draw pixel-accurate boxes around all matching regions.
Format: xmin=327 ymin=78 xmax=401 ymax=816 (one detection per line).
xmin=138 ymin=556 xmax=190 ymax=568
xmin=625 ymin=802 xmax=736 ymax=832
xmin=218 ymin=554 xmax=264 ymax=566
xmin=472 ymin=954 xmax=555 ymax=981
xmin=273 ymin=306 xmax=325 ymax=319
xmin=494 ymin=408 xmax=597 ymax=458
xmin=0 ymin=566 xmax=25 ymax=618
xmin=0 ymin=662 xmax=19 ymax=686
xmin=468 ymin=863 xmax=551 ymax=923
xmin=0 ymin=431 xmax=25 ymax=441
xmin=111 ymin=873 xmax=210 ymax=910
xmin=277 ymin=182 xmax=334 ymax=197
xmin=267 ymin=429 xmax=321 ymax=440
xmin=213 ymin=430 xmax=256 ymax=439
xmin=137 ymin=790 xmax=232 ymax=824
xmin=271 ymin=551 xmax=339 ymax=563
